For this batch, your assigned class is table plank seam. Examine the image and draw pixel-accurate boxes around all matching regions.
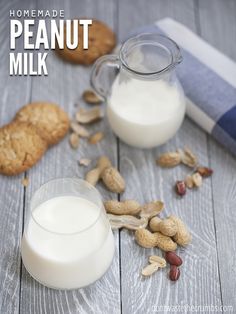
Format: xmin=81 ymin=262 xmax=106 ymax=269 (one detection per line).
xmin=115 ymin=0 xmax=123 ymax=310
xmin=193 ymin=0 xmax=201 ymax=35
xmin=197 ymin=0 xmax=225 ymax=306
xmin=195 ymin=0 xmax=224 ymax=308
xmin=207 ymin=135 xmax=224 ymax=308
xmin=18 ymin=42 xmax=34 ymax=314
xmin=19 ymin=171 xmax=29 ymax=314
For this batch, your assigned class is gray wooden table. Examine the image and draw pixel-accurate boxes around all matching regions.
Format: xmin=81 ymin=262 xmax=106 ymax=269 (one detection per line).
xmin=1 ymin=0 xmax=236 ymax=313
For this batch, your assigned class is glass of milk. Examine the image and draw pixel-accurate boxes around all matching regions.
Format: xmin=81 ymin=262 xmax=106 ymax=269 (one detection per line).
xmin=21 ymin=178 xmax=115 ymax=290
xmin=91 ymin=33 xmax=186 ymax=148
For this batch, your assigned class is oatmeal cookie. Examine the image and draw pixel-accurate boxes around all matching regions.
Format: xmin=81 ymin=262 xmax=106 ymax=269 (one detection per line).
xmin=56 ymin=19 xmax=116 ymax=65
xmin=15 ymin=102 xmax=69 ymax=146
xmin=0 ymin=122 xmax=47 ymax=176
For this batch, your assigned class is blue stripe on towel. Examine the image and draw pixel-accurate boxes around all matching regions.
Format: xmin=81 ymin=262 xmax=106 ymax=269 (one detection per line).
xmin=215 ymin=106 xmax=236 ymax=140
xmin=212 ymin=123 xmax=236 ymax=156
xmin=177 ymin=50 xmax=236 ymax=122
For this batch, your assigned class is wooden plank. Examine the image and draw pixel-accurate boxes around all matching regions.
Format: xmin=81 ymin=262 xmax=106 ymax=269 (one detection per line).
xmin=197 ymin=0 xmax=236 ymax=311
xmin=119 ymin=119 xmax=222 ymax=313
xmin=19 ymin=0 xmax=121 ymax=313
xmin=118 ymin=0 xmax=222 ymax=312
xmin=208 ymin=142 xmax=236 ymax=312
xmin=0 ymin=1 xmax=35 ymax=313
xmin=117 ymin=0 xmax=196 ymax=42
xmin=197 ymin=0 xmax=236 ymax=60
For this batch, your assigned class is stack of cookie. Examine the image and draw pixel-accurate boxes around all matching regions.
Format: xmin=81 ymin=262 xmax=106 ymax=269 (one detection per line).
xmin=0 ymin=102 xmax=69 ymax=176
xmin=0 ymin=19 xmax=116 ymax=176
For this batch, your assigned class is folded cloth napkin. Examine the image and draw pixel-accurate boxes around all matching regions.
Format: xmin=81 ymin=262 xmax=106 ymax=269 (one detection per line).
xmin=127 ymin=18 xmax=236 ymax=156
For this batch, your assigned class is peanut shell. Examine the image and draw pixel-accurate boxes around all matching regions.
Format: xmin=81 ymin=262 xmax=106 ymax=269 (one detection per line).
xmin=155 ymin=232 xmax=177 ymax=252
xmin=135 ymin=229 xmax=158 ymax=248
xmin=149 ymin=216 xmax=162 ymax=232
xmin=169 ymin=215 xmax=192 ymax=246
xmin=69 ymin=133 xmax=79 ymax=149
xmin=101 ymin=167 xmax=125 ymax=193
xmin=104 ymin=200 xmax=141 ymax=215
xmin=179 ymin=148 xmax=198 ymax=168
xmin=97 ymin=156 xmax=112 ymax=172
xmin=140 ymin=201 xmax=164 ymax=219
xmin=76 ymin=106 xmax=103 ymax=124
xmin=157 ymin=152 xmax=181 ymax=167
xmin=70 ymin=121 xmax=90 ymax=137
xmin=108 ymin=214 xmax=148 ymax=230
xmin=85 ymin=168 xmax=100 ymax=186
xmin=88 ymin=131 xmax=104 ymax=144
xmin=82 ymin=90 xmax=102 ymax=104
xmin=158 ymin=218 xmax=178 ymax=237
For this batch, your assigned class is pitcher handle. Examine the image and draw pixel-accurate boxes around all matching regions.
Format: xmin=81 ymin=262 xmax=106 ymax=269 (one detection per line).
xmin=90 ymin=54 xmax=120 ymax=100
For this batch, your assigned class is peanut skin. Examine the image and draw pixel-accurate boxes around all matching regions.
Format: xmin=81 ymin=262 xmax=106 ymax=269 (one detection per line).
xmin=165 ymin=251 xmax=183 ymax=266
xmin=169 ymin=265 xmax=180 ymax=281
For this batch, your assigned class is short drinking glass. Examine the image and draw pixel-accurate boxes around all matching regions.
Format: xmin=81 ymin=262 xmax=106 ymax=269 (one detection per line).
xmin=21 ymin=178 xmax=115 ymax=290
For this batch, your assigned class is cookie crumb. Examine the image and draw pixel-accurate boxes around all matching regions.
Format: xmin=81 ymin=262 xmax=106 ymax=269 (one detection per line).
xmin=22 ymin=177 xmax=29 ymax=187
xmin=79 ymin=158 xmax=91 ymax=167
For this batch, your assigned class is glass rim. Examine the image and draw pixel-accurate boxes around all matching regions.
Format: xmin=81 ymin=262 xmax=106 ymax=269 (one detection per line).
xmin=119 ymin=33 xmax=182 ymax=77
xmin=29 ymin=177 xmax=104 ymax=236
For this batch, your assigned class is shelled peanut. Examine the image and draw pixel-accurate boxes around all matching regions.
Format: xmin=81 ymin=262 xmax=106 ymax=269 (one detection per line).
xmin=141 ymin=251 xmax=183 ymax=281
xmin=141 ymin=255 xmax=166 ymax=277
xmin=104 ymin=198 xmax=191 ymax=281
xmin=156 ymin=147 xmax=213 ymax=197
xmin=165 ymin=251 xmax=183 ymax=281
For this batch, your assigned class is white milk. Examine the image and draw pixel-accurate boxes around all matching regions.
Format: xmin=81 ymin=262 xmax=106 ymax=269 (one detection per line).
xmin=107 ymin=76 xmax=185 ymax=148
xmin=21 ymin=196 xmax=115 ymax=290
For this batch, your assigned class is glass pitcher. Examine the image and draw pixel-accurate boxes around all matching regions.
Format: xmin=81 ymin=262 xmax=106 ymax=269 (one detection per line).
xmin=91 ymin=33 xmax=186 ymax=148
